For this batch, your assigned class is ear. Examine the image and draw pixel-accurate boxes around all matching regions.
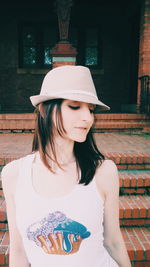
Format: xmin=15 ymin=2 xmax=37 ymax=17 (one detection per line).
xmin=38 ymin=103 xmax=45 ymax=118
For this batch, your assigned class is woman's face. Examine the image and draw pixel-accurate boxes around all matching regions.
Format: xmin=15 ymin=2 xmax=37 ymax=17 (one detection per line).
xmin=58 ymin=99 xmax=95 ymax=143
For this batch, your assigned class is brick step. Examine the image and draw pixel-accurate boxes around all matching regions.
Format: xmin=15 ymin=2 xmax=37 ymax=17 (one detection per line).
xmin=94 ymin=114 xmax=150 ymax=133
xmin=0 ymin=114 xmax=35 ymax=119
xmin=0 ymin=119 xmax=150 ymax=130
xmin=0 ymin=113 xmax=149 ymax=133
xmin=94 ymin=121 xmax=150 ymax=130
xmin=0 ymin=231 xmax=9 ymax=266
xmin=0 ymin=196 xmax=149 ymax=230
xmin=95 ymin=114 xmax=149 ymax=120
xmin=0 ymin=113 xmax=148 ymax=120
xmin=119 ymin=170 xmax=150 ymax=195
xmin=119 ymin=195 xmax=150 ymax=226
xmin=0 ymin=132 xmax=149 ymax=168
xmin=0 ymin=198 xmax=7 ymax=230
xmin=0 ymin=152 xmax=149 ymax=169
xmin=0 ymin=113 xmax=35 ymax=132
xmin=1 ymin=126 xmax=150 ymax=134
xmin=121 ymin=227 xmax=150 ymax=266
xmin=95 ymin=132 xmax=150 ymax=169
xmin=0 ymin=227 xmax=149 ymax=266
xmin=105 ymin=152 xmax=150 ymax=170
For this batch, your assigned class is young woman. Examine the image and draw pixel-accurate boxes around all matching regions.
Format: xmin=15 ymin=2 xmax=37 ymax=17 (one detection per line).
xmin=2 ymin=65 xmax=131 ymax=267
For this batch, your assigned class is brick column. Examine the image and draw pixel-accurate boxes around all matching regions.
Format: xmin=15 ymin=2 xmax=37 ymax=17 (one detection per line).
xmin=51 ymin=41 xmax=77 ymax=68
xmin=137 ymin=0 xmax=150 ymax=108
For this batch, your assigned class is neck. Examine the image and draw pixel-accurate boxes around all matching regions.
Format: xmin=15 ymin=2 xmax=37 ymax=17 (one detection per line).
xmin=46 ymin=135 xmax=75 ymax=166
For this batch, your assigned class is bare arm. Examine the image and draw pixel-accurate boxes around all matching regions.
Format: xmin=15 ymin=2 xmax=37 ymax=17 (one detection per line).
xmin=95 ymin=160 xmax=131 ymax=267
xmin=1 ymin=161 xmax=30 ymax=267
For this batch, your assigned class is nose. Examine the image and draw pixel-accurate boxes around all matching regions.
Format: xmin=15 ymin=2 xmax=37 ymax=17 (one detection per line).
xmin=80 ymin=107 xmax=94 ymax=122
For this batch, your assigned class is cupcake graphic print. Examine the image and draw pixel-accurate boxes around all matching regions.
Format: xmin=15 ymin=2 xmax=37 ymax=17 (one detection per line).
xmin=26 ymin=211 xmax=91 ymax=255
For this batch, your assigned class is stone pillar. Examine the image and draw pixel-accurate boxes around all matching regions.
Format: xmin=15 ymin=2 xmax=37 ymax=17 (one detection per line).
xmin=51 ymin=42 xmax=77 ymax=68
xmin=137 ymin=0 xmax=150 ymax=109
xmin=51 ymin=0 xmax=77 ymax=68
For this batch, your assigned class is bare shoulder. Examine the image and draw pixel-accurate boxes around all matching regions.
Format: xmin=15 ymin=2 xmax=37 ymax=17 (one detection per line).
xmin=96 ymin=159 xmax=118 ymax=180
xmin=1 ymin=159 xmax=21 ymax=195
xmin=95 ymin=159 xmax=119 ymax=198
xmin=96 ymin=159 xmax=118 ymax=176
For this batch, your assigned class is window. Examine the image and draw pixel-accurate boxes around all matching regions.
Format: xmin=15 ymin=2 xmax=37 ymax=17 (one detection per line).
xmin=85 ymin=29 xmax=98 ymax=66
xmin=18 ymin=23 xmax=58 ymax=68
xmin=69 ymin=27 xmax=102 ymax=68
xmin=18 ymin=23 xmax=102 ymax=69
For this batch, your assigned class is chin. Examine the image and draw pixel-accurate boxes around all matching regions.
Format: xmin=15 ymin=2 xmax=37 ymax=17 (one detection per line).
xmin=74 ymin=137 xmax=87 ymax=143
xmin=66 ymin=133 xmax=88 ymax=143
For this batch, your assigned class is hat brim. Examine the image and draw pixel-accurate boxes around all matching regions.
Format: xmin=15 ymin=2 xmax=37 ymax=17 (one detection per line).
xmin=30 ymin=94 xmax=110 ymax=111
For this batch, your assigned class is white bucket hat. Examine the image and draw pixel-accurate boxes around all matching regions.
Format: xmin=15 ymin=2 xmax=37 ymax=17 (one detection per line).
xmin=30 ymin=65 xmax=110 ymax=110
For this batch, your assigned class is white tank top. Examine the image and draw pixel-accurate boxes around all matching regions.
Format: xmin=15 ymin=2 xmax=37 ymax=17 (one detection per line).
xmin=14 ymin=153 xmax=118 ymax=267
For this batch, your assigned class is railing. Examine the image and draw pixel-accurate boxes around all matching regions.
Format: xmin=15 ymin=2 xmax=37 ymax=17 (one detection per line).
xmin=139 ymin=75 xmax=150 ymax=116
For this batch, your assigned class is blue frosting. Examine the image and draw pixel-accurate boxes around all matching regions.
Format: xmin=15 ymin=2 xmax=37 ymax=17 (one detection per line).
xmin=55 ymin=220 xmax=91 ymax=252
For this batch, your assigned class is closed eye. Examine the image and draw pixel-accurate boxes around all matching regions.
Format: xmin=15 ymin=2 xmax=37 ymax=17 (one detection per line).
xmin=68 ymin=105 xmax=80 ymax=110
xmin=68 ymin=105 xmax=95 ymax=113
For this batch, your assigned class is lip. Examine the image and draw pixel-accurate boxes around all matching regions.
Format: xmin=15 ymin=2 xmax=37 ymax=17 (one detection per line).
xmin=75 ymin=127 xmax=88 ymax=130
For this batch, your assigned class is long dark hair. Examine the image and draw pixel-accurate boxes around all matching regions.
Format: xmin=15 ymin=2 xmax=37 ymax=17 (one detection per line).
xmin=32 ymin=99 xmax=105 ymax=185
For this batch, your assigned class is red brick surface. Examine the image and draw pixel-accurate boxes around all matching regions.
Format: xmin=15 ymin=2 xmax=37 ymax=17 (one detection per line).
xmin=0 ymin=132 xmax=150 ymax=165
xmin=0 ymin=199 xmax=6 ymax=222
xmin=137 ymin=0 xmax=150 ymax=107
xmin=138 ymin=0 xmax=150 ymax=77
xmin=0 ymin=113 xmax=148 ymax=120
xmin=119 ymin=170 xmax=150 ymax=188
xmin=0 ymin=231 xmax=9 ymax=266
xmin=0 ymin=114 xmax=149 ymax=132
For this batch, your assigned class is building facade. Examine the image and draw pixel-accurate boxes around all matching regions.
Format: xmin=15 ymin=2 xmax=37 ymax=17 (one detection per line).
xmin=0 ymin=0 xmax=149 ymax=114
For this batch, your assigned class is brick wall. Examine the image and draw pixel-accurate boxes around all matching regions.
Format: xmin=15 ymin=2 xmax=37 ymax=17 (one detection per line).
xmin=0 ymin=18 xmax=44 ymax=113
xmin=137 ymin=0 xmax=150 ymax=106
xmin=0 ymin=0 xmax=141 ymax=113
xmin=138 ymin=0 xmax=150 ymax=76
